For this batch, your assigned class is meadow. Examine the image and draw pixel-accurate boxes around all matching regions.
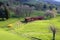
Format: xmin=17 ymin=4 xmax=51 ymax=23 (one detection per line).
xmin=0 ymin=14 xmax=60 ymax=40
xmin=0 ymin=0 xmax=60 ymax=40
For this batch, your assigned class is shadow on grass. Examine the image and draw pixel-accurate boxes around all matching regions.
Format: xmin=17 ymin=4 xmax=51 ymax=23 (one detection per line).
xmin=21 ymin=21 xmax=28 ymax=23
xmin=31 ymin=37 xmax=42 ymax=40
xmin=0 ymin=19 xmax=6 ymax=21
xmin=0 ymin=25 xmax=14 ymax=31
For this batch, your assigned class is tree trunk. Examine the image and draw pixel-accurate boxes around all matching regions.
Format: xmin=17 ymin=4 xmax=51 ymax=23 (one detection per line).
xmin=52 ymin=32 xmax=55 ymax=40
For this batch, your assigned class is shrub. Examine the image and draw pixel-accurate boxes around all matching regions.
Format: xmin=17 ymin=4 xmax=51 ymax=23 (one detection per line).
xmin=45 ymin=9 xmax=57 ymax=19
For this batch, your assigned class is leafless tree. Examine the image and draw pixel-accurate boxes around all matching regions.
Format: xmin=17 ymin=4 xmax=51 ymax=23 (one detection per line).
xmin=7 ymin=4 xmax=34 ymax=18
xmin=50 ymin=25 xmax=56 ymax=40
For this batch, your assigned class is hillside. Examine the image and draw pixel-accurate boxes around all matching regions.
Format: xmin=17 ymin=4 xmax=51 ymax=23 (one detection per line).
xmin=0 ymin=0 xmax=60 ymax=40
xmin=0 ymin=16 xmax=60 ymax=40
xmin=17 ymin=0 xmax=60 ymax=6
xmin=0 ymin=28 xmax=30 ymax=40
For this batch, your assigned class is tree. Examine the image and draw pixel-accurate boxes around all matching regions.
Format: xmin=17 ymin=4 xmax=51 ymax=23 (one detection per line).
xmin=50 ymin=25 xmax=56 ymax=40
xmin=43 ymin=4 xmax=47 ymax=10
xmin=45 ymin=8 xmax=57 ymax=19
xmin=0 ymin=2 xmax=9 ymax=20
xmin=52 ymin=8 xmax=57 ymax=18
xmin=4 ymin=5 xmax=9 ymax=19
xmin=14 ymin=5 xmax=33 ymax=17
xmin=8 ymin=4 xmax=34 ymax=18
xmin=35 ymin=2 xmax=43 ymax=10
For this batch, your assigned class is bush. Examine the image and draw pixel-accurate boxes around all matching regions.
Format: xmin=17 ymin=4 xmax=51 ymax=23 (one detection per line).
xmin=45 ymin=9 xmax=57 ymax=19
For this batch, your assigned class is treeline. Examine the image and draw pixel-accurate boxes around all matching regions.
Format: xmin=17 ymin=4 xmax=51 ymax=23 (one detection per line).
xmin=0 ymin=0 xmax=58 ymax=18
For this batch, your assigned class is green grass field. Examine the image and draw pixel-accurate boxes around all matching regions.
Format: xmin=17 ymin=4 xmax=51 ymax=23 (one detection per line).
xmin=0 ymin=10 xmax=60 ymax=40
xmin=0 ymin=16 xmax=60 ymax=40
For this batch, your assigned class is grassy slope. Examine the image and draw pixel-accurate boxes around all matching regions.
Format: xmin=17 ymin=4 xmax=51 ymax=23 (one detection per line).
xmin=0 ymin=18 xmax=30 ymax=40
xmin=0 ymin=18 xmax=18 ymax=27
xmin=14 ymin=17 xmax=60 ymax=40
xmin=0 ymin=28 xmax=30 ymax=40
xmin=0 ymin=17 xmax=60 ymax=40
xmin=0 ymin=11 xmax=60 ymax=40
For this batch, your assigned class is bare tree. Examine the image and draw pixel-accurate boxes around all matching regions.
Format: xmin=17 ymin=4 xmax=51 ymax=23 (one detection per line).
xmin=8 ymin=4 xmax=34 ymax=18
xmin=50 ymin=25 xmax=56 ymax=40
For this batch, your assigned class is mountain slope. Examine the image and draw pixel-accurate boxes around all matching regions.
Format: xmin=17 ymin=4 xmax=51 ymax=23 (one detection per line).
xmin=17 ymin=0 xmax=60 ymax=6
